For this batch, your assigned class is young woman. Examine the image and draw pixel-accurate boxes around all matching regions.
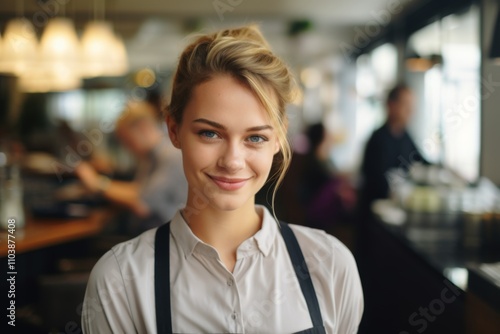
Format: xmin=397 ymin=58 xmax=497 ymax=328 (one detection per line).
xmin=81 ymin=25 xmax=363 ymax=334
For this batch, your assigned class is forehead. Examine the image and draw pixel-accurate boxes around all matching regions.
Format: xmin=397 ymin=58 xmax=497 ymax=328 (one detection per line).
xmin=183 ymin=75 xmax=273 ymax=127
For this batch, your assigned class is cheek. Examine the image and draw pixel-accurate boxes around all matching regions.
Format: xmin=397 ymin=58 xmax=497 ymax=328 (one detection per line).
xmin=179 ymin=136 xmax=215 ymax=173
xmin=250 ymin=148 xmax=276 ymax=177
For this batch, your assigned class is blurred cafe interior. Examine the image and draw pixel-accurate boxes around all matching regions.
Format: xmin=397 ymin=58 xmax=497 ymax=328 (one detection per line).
xmin=1 ymin=0 xmax=500 ymax=333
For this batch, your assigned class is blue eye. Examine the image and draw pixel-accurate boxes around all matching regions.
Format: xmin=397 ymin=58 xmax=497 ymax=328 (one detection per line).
xmin=248 ymin=135 xmax=266 ymax=143
xmin=198 ymin=130 xmax=221 ymax=141
xmin=199 ymin=130 xmax=219 ymax=139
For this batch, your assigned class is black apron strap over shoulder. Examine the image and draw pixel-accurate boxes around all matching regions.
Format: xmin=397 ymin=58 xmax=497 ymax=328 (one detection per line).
xmin=155 ymin=222 xmax=172 ymax=334
xmin=279 ymin=222 xmax=327 ymax=334
xmin=154 ymin=221 xmax=326 ymax=334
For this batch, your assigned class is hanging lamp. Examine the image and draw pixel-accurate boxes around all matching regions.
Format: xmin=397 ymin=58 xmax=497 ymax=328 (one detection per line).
xmin=0 ymin=18 xmax=38 ymax=76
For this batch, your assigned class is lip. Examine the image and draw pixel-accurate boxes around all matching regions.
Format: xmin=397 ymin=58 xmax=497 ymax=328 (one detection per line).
xmin=208 ymin=175 xmax=251 ymax=191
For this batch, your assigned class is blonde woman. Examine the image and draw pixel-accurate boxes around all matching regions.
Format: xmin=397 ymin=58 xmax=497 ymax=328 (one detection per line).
xmin=81 ymin=25 xmax=363 ymax=334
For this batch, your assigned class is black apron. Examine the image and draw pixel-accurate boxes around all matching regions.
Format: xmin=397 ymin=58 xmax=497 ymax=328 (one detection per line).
xmin=154 ymin=222 xmax=326 ymax=334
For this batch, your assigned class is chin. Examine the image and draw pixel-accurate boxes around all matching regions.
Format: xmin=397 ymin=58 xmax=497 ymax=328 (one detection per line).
xmin=208 ymin=194 xmax=254 ymax=212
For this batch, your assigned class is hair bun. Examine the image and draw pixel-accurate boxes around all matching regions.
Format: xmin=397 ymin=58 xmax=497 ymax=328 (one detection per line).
xmin=218 ymin=24 xmax=271 ymax=50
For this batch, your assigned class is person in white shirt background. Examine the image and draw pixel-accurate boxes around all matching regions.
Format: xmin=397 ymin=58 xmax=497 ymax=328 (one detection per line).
xmin=81 ymin=24 xmax=363 ymax=334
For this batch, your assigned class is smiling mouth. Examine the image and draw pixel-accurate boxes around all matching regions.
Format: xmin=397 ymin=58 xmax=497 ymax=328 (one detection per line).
xmin=207 ymin=175 xmax=251 ymax=191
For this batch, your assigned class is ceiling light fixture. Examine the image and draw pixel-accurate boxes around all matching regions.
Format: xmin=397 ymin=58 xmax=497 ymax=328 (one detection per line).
xmin=81 ymin=0 xmax=128 ymax=78
xmin=0 ymin=18 xmax=38 ymax=76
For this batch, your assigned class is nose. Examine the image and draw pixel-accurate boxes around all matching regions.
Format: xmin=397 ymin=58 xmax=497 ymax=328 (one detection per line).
xmin=217 ymin=141 xmax=245 ymax=173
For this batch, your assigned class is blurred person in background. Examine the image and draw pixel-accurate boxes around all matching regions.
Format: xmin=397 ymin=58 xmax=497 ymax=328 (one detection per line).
xmin=270 ymin=122 xmax=356 ymax=228
xmin=298 ymin=122 xmax=356 ymax=229
xmin=359 ymin=84 xmax=427 ymax=217
xmin=75 ymin=100 xmax=187 ymax=234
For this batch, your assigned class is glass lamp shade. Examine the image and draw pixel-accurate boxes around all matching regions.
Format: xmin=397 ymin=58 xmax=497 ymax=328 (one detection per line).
xmin=0 ymin=18 xmax=38 ymax=76
xmin=81 ymin=21 xmax=129 ymax=77
xmin=40 ymin=18 xmax=80 ymax=75
xmin=35 ymin=18 xmax=81 ymax=91
xmin=0 ymin=33 xmax=3 ymax=72
xmin=107 ymin=35 xmax=129 ymax=76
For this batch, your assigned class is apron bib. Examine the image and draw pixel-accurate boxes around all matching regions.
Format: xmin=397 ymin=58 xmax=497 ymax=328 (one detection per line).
xmin=154 ymin=222 xmax=327 ymax=334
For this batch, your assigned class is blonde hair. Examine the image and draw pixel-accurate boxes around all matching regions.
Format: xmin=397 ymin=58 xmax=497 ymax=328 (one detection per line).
xmin=166 ymin=24 xmax=297 ymax=216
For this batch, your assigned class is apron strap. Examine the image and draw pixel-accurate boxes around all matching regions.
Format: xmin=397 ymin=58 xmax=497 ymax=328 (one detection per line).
xmin=154 ymin=221 xmax=325 ymax=334
xmin=155 ymin=222 xmax=172 ymax=334
xmin=279 ymin=222 xmax=326 ymax=333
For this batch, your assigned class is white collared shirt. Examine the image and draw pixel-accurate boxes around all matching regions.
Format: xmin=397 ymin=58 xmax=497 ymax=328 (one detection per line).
xmin=81 ymin=205 xmax=363 ymax=333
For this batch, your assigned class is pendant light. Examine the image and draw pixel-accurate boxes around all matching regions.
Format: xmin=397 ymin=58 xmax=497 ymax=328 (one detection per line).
xmin=0 ymin=33 xmax=3 ymax=73
xmin=81 ymin=21 xmax=128 ymax=77
xmin=81 ymin=0 xmax=128 ymax=77
xmin=107 ymin=34 xmax=128 ymax=76
xmin=30 ymin=17 xmax=82 ymax=92
xmin=0 ymin=18 xmax=38 ymax=76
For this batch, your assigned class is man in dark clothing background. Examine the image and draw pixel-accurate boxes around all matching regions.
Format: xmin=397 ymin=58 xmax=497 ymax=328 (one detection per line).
xmin=359 ymin=84 xmax=427 ymax=216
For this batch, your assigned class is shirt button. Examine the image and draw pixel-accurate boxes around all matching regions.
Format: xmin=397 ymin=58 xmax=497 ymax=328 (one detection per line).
xmin=231 ymin=312 xmax=237 ymax=320
xmin=226 ymin=278 xmax=233 ymax=287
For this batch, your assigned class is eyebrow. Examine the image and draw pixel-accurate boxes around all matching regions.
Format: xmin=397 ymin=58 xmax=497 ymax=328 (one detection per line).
xmin=192 ymin=118 xmax=273 ymax=132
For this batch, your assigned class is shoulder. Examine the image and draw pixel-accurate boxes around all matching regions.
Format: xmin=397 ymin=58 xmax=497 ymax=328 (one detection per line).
xmin=287 ymin=224 xmax=357 ymax=275
xmin=287 ymin=224 xmax=364 ymax=332
xmin=83 ymin=228 xmax=159 ymax=333
xmin=111 ymin=227 xmax=157 ymax=257
xmin=363 ymin=126 xmax=386 ymax=155
xmin=370 ymin=124 xmax=389 ymax=142
xmin=88 ymin=228 xmax=158 ymax=286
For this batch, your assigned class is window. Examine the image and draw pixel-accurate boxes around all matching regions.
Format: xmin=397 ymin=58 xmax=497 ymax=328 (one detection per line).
xmin=353 ymin=43 xmax=398 ymax=169
xmin=405 ymin=5 xmax=480 ymax=181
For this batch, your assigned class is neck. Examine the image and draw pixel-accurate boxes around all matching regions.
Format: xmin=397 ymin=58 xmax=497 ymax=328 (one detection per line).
xmin=181 ymin=198 xmax=262 ymax=255
xmin=387 ymin=121 xmax=405 ymax=137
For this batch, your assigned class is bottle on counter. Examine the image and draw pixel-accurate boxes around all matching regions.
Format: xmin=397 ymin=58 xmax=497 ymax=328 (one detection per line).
xmin=0 ymin=162 xmax=25 ymax=230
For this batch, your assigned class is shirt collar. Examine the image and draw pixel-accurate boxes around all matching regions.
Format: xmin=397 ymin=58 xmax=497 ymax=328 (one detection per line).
xmin=169 ymin=205 xmax=278 ymax=259
xmin=250 ymin=205 xmax=278 ymax=257
xmin=169 ymin=210 xmax=201 ymax=259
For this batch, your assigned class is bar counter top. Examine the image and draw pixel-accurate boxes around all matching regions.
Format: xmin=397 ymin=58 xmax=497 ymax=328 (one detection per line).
xmin=0 ymin=209 xmax=112 ymax=257
xmin=374 ymin=206 xmax=500 ymax=311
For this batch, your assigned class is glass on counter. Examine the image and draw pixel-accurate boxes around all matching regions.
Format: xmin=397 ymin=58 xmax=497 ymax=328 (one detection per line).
xmin=0 ymin=161 xmax=25 ymax=230
xmin=386 ymin=163 xmax=500 ymax=255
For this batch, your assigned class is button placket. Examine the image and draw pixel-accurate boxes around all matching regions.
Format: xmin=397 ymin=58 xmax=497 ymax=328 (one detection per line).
xmin=227 ymin=277 xmax=234 ymax=287
xmin=225 ymin=276 xmax=243 ymax=332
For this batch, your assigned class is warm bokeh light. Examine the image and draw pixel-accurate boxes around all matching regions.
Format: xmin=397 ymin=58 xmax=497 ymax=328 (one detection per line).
xmin=81 ymin=21 xmax=129 ymax=78
xmin=0 ymin=18 xmax=38 ymax=76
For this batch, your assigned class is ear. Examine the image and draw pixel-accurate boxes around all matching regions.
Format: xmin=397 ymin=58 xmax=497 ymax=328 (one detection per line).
xmin=166 ymin=115 xmax=181 ymax=149
xmin=274 ymin=140 xmax=280 ymax=154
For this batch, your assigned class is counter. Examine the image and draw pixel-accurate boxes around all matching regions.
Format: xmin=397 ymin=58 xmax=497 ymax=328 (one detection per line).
xmin=359 ymin=204 xmax=500 ymax=333
xmin=0 ymin=209 xmax=112 ymax=257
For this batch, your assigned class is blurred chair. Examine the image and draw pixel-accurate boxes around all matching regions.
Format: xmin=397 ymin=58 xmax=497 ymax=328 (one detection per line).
xmin=38 ymin=273 xmax=89 ymax=332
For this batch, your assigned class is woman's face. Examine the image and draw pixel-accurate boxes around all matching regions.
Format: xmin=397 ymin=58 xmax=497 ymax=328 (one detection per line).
xmin=167 ymin=75 xmax=280 ymax=212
